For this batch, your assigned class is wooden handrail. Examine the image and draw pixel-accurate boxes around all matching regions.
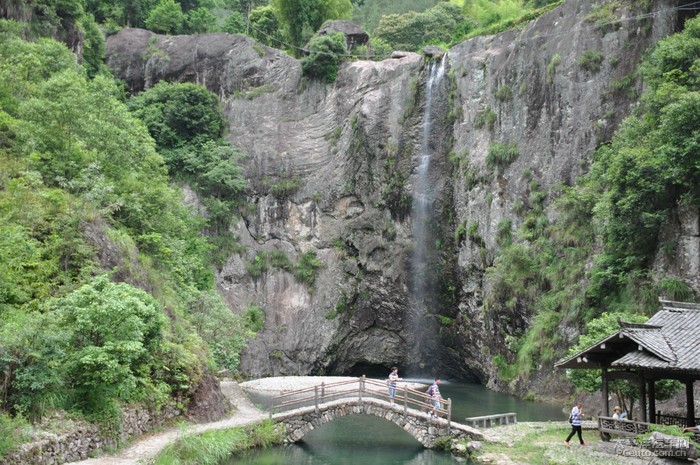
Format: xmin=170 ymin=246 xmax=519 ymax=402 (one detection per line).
xmin=271 ymin=376 xmax=452 ymax=424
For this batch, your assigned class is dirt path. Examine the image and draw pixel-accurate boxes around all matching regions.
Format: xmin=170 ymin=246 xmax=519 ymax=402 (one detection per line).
xmin=66 ymin=382 xmax=267 ymax=465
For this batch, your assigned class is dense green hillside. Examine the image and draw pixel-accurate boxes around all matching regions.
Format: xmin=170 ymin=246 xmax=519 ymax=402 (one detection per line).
xmin=0 ymin=18 xmax=255 ymax=453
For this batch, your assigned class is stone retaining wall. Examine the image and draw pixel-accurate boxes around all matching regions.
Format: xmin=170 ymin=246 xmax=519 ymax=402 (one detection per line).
xmin=0 ymin=405 xmax=181 ymax=465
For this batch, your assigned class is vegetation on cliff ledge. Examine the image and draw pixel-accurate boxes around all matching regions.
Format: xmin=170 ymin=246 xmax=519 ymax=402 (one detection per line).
xmin=486 ymin=14 xmax=700 ymax=391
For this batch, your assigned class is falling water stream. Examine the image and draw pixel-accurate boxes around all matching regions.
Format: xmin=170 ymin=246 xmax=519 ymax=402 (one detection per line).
xmin=411 ymin=54 xmax=447 ymax=299
xmin=410 ymin=53 xmax=448 ymax=359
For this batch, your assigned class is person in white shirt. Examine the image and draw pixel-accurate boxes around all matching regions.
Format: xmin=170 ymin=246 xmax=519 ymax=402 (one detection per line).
xmin=387 ymin=367 xmax=401 ymax=405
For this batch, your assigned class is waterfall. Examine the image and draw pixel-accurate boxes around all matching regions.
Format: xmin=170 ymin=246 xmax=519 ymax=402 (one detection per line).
xmin=411 ymin=54 xmax=447 ymax=314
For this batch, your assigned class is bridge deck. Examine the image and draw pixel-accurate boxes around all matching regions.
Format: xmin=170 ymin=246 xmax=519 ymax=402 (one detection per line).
xmin=271 ymin=396 xmax=483 ymax=439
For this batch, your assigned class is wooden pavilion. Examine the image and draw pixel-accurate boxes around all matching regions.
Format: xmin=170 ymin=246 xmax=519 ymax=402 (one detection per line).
xmin=555 ymin=299 xmax=700 ymax=429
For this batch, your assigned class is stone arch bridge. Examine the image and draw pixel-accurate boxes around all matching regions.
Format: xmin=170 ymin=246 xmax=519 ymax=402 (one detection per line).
xmin=268 ymin=377 xmax=483 ymax=448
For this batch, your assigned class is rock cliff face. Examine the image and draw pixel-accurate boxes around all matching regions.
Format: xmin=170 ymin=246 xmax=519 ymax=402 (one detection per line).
xmin=105 ymin=0 xmax=696 ymax=395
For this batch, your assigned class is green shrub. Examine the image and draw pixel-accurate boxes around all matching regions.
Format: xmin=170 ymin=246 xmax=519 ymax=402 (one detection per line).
xmin=579 ymin=49 xmax=604 ymax=73
xmin=267 ymin=177 xmax=301 ymax=197
xmin=187 ymin=292 xmax=252 ymax=373
xmin=246 ymin=252 xmax=269 ymax=279
xmin=244 ymin=305 xmax=265 ymax=332
xmin=455 ymin=220 xmax=467 ymax=244
xmin=486 ymin=142 xmax=519 ymax=170
xmin=266 ymin=250 xmax=293 ymax=271
xmin=474 ymin=107 xmax=497 ymax=130
xmin=497 ymin=219 xmax=512 ymax=246
xmin=495 ymin=85 xmax=513 ymax=102
xmin=294 ymin=251 xmax=324 ymax=287
xmin=51 ymin=276 xmax=166 ymax=414
xmin=467 ymin=222 xmax=485 ymax=247
xmin=301 ymin=32 xmax=347 ymax=83
xmin=546 ymin=53 xmax=561 ymax=84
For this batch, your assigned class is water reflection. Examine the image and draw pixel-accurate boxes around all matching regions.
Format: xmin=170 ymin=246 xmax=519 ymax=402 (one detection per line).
xmin=230 ymin=416 xmax=467 ymax=465
xmin=231 ymin=381 xmax=563 ymax=464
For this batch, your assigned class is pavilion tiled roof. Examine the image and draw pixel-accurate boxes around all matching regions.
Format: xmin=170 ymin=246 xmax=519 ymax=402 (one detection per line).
xmin=555 ymin=299 xmax=700 ymax=374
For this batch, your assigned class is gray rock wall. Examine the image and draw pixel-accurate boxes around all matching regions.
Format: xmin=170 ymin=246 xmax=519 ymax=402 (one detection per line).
xmin=105 ymin=0 xmax=692 ymax=394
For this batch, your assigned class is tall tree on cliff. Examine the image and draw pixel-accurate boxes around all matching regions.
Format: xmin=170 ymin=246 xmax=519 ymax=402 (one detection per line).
xmin=271 ymin=0 xmax=352 ymax=55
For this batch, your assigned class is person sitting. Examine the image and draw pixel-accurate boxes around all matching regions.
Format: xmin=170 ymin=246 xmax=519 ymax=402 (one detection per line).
xmin=612 ymin=406 xmax=627 ymax=419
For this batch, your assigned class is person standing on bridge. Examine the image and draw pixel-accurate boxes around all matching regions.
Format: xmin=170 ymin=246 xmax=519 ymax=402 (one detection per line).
xmin=429 ymin=378 xmax=442 ymax=418
xmin=387 ymin=367 xmax=402 ymax=405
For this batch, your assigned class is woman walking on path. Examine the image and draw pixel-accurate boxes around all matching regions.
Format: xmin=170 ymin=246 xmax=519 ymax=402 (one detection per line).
xmin=565 ymin=402 xmax=586 ymax=446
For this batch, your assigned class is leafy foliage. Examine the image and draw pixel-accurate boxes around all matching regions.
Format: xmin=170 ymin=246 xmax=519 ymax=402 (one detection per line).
xmin=53 ymin=276 xmax=166 ymax=413
xmin=301 ymin=32 xmax=347 ymax=82
xmin=271 ymin=0 xmax=352 ymax=53
xmin=128 ymin=82 xmax=224 ymax=150
xmin=486 ymin=141 xmax=519 ymax=170
xmin=482 ymin=17 xmax=700 ymax=389
xmin=145 ymin=0 xmax=186 ymax=33
xmin=0 ymin=413 xmax=28 ymax=459
xmin=579 ymin=49 xmax=605 ymax=73
xmin=0 ymin=30 xmax=252 ymax=428
xmin=374 ymin=3 xmax=465 ymax=52
xmin=294 ymin=251 xmax=324 ymax=286
xmin=128 ymin=81 xmax=247 ymax=232
xmin=248 ymin=6 xmax=283 ymax=46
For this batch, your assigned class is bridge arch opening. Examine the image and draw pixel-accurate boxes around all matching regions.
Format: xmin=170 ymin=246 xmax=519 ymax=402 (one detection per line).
xmin=300 ymin=414 xmax=424 ymax=449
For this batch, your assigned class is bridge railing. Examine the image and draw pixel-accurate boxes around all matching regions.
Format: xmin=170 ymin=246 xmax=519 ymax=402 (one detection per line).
xmin=272 ymin=376 xmax=452 ymax=427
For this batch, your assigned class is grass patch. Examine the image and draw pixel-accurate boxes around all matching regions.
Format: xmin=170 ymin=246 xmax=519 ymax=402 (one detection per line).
xmin=495 ymin=85 xmax=513 ymax=102
xmin=486 ymin=142 xmax=519 ymax=171
xmin=546 ymin=54 xmax=561 ymax=84
xmin=579 ymin=50 xmax=604 ymax=73
xmin=0 ymin=413 xmax=30 ymax=460
xmin=153 ymin=420 xmax=284 ymax=465
xmin=293 ymin=251 xmax=324 ymax=287
xmin=476 ymin=423 xmax=614 ymax=465
xmin=474 ymin=107 xmax=497 ymax=130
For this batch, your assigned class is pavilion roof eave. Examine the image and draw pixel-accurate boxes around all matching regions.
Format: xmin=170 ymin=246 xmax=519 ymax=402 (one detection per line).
xmin=554 ymin=331 xmax=626 ymax=369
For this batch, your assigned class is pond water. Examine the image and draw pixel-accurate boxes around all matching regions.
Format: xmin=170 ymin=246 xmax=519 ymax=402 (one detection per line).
xmin=226 ymin=380 xmax=566 ymax=465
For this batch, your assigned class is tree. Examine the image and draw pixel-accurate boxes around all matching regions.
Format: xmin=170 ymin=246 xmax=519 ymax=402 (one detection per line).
xmin=374 ymin=2 xmax=464 ymax=51
xmin=145 ymin=0 xmax=185 ymax=34
xmin=301 ymin=32 xmax=346 ymax=82
xmin=584 ymin=15 xmax=700 ymax=300
xmin=186 ymin=7 xmax=217 ymax=33
xmin=80 ymin=15 xmax=106 ymax=78
xmin=128 ymin=81 xmax=225 ymax=150
xmin=186 ymin=291 xmax=252 ymax=372
xmin=249 ymin=5 xmax=283 ymax=47
xmin=223 ymin=11 xmax=247 ymax=34
xmin=54 ymin=276 xmax=166 ymax=412
xmin=271 ymin=0 xmax=352 ymax=53
xmin=351 ymin=0 xmax=439 ymax=35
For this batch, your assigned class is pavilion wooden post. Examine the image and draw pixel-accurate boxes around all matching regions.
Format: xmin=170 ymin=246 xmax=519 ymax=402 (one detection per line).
xmin=601 ymin=367 xmax=610 ymax=417
xmin=647 ymin=380 xmax=656 ymax=423
xmin=639 ymin=372 xmax=647 ymax=422
xmin=686 ymin=380 xmax=696 ymax=427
